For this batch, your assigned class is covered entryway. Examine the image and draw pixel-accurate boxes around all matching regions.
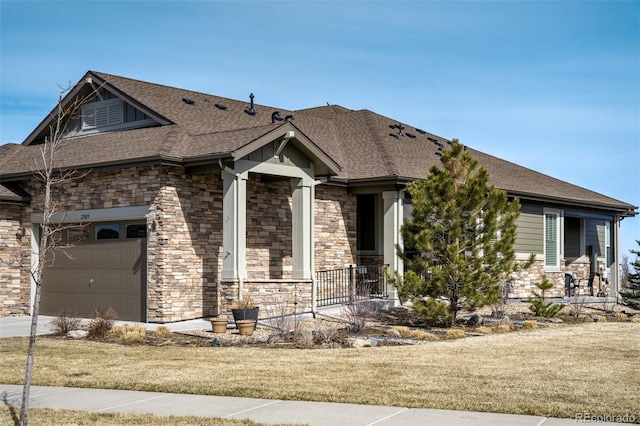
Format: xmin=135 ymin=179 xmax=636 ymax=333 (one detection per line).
xmin=41 ymin=239 xmax=146 ymax=321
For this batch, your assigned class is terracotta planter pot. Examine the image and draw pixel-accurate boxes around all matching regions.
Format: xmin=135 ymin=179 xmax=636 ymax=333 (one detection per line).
xmin=210 ymin=318 xmax=228 ymax=333
xmin=236 ymin=319 xmax=256 ymax=336
xmin=231 ymin=307 xmax=259 ymax=330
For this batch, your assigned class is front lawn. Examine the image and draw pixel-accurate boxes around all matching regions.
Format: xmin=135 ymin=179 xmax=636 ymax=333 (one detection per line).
xmin=1 ymin=322 xmax=638 ymax=420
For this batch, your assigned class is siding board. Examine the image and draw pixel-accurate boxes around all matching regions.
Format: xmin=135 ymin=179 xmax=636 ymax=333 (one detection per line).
xmin=515 ymin=203 xmax=543 ymax=254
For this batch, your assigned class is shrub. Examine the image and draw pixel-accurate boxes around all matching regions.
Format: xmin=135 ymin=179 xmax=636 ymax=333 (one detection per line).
xmin=87 ymin=307 xmax=117 ymax=339
xmin=122 ymin=325 xmax=147 ymax=342
xmin=413 ymin=297 xmax=453 ymax=327
xmin=528 ymin=276 xmax=562 ymax=318
xmin=153 ymin=326 xmax=171 ymax=337
xmin=475 ymin=326 xmax=493 ymax=334
xmin=393 ymin=326 xmax=439 ymax=340
xmin=614 ymin=312 xmax=627 ymax=321
xmin=265 ymin=292 xmax=303 ymax=341
xmin=342 ymin=299 xmax=375 ymax=333
xmin=313 ymin=326 xmax=347 ymax=347
xmin=50 ymin=309 xmax=81 ymax=335
xmin=111 ymin=324 xmax=147 ymax=342
xmin=523 ymin=320 xmax=538 ymax=329
xmin=494 ymin=323 xmax=513 ymax=333
xmin=446 ymin=328 xmax=466 ymax=338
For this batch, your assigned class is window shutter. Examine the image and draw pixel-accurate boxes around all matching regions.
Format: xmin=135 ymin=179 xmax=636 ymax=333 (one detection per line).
xmin=545 ymin=213 xmax=558 ymax=267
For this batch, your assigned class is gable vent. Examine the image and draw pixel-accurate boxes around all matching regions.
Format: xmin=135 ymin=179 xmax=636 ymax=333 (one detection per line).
xmin=82 ymin=99 xmax=123 ymax=131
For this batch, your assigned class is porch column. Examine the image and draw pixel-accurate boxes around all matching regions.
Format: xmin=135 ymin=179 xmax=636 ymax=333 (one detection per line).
xmin=291 ymin=177 xmax=314 ymax=280
xmin=221 ymin=168 xmax=248 ymax=280
xmin=383 ymin=190 xmax=403 ymax=300
xmin=611 ymin=217 xmax=620 ymax=298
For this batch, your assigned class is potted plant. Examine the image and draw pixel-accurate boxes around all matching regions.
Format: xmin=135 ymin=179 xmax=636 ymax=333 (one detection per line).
xmin=235 ymin=319 xmax=256 ymax=336
xmin=231 ymin=294 xmax=259 ymax=330
xmin=210 ymin=316 xmax=228 ymax=333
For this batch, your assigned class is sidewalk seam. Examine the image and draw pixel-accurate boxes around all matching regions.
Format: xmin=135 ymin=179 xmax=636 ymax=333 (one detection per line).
xmin=365 ymin=407 xmax=409 ymax=425
xmin=223 ymin=400 xmax=283 ymax=418
xmin=95 ymin=394 xmax=172 ymax=412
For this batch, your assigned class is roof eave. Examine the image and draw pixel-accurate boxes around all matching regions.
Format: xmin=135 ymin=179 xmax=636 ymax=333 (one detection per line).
xmin=509 ymin=191 xmax=638 ymax=217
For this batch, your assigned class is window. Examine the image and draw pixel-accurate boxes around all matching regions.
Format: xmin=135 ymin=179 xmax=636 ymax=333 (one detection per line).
xmin=82 ymin=98 xmax=123 ymax=131
xmin=126 ymin=224 xmax=147 ymax=238
xmin=605 ymin=221 xmax=611 ymax=266
xmin=357 ymin=194 xmax=376 ymax=251
xmin=544 ymin=210 xmax=560 ymax=269
xmin=96 ymin=224 xmax=120 ymax=240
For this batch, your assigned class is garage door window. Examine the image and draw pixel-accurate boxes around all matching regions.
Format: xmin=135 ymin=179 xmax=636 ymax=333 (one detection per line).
xmin=96 ymin=224 xmax=120 ymax=240
xmin=126 ymin=224 xmax=147 ymax=238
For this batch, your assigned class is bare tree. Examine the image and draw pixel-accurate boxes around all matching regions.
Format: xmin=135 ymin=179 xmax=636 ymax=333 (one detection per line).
xmin=19 ymin=83 xmax=99 ymax=425
xmin=621 ymin=254 xmax=630 ymax=289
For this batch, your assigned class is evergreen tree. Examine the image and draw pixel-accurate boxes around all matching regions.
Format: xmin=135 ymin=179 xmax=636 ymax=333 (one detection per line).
xmin=620 ymin=240 xmax=640 ymax=310
xmin=528 ymin=275 xmax=562 ymax=317
xmin=389 ymin=140 xmax=533 ymax=326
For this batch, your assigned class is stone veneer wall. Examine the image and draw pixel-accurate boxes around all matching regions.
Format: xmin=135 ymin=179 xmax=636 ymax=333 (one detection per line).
xmin=510 ymin=257 xmax=601 ymax=299
xmin=0 ymin=204 xmax=29 ymax=316
xmin=245 ymin=176 xmax=293 ymax=279
xmin=146 ymin=169 xmax=222 ymax=322
xmin=218 ymin=279 xmax=312 ymax=320
xmin=314 ymin=185 xmax=356 ymax=270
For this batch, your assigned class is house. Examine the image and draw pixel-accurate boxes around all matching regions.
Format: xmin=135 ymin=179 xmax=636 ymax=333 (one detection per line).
xmin=0 ymin=71 xmax=636 ymax=322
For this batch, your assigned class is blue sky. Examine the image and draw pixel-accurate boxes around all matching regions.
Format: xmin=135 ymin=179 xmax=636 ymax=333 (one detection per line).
xmin=1 ymin=0 xmax=639 ymax=257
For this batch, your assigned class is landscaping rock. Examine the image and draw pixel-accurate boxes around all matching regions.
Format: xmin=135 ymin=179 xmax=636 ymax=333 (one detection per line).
xmin=349 ymin=337 xmax=372 ymax=348
xmin=465 ymin=314 xmax=483 ymax=326
xmin=67 ymin=330 xmax=88 ymax=339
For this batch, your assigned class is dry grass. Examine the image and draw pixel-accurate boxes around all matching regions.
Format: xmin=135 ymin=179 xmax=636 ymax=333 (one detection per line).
xmin=111 ymin=324 xmax=147 ymax=342
xmin=0 ymin=322 xmax=638 ymax=420
xmin=153 ymin=325 xmax=172 ymax=337
xmin=393 ymin=326 xmax=440 ymax=340
xmin=0 ymin=407 xmax=286 ymax=426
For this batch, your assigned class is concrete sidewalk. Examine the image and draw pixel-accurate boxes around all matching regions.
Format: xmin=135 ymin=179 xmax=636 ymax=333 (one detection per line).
xmin=2 ymin=384 xmax=630 ymax=426
xmin=0 ymin=315 xmax=214 ymax=338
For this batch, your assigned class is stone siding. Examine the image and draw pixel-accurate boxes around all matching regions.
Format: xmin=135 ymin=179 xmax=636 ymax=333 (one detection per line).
xmin=218 ymin=279 xmax=313 ymax=320
xmin=245 ymin=176 xmax=293 ymax=279
xmin=146 ymin=169 xmax=222 ymax=322
xmin=314 ymin=185 xmax=356 ymax=270
xmin=0 ymin=204 xmax=29 ymax=316
xmin=510 ymin=257 xmax=600 ymax=299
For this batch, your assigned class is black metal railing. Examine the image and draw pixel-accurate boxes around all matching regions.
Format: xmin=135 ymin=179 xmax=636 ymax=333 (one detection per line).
xmin=316 ymin=264 xmax=388 ymax=307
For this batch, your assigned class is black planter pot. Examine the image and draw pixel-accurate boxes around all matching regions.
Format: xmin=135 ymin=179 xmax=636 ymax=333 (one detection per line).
xmin=231 ymin=307 xmax=259 ymax=330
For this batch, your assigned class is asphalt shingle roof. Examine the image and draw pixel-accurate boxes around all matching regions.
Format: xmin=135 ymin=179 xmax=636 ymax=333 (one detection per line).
xmin=0 ymin=71 xmax=635 ymax=214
